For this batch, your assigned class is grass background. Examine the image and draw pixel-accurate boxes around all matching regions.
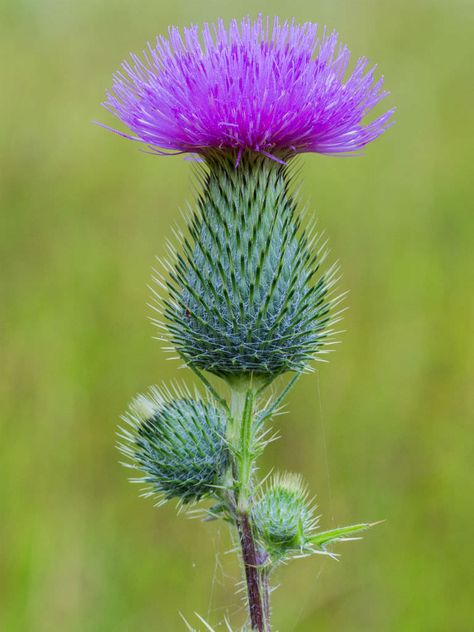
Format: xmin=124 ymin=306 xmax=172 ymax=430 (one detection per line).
xmin=1 ymin=0 xmax=473 ymax=630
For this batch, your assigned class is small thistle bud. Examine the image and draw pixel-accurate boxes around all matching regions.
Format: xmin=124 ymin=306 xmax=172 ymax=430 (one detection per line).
xmin=252 ymin=473 xmax=317 ymax=557
xmin=118 ymin=386 xmax=229 ymax=504
xmin=162 ymin=152 xmax=340 ymax=380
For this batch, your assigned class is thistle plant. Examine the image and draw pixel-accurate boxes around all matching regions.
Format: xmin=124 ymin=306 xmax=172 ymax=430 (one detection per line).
xmin=102 ymin=15 xmax=393 ymax=631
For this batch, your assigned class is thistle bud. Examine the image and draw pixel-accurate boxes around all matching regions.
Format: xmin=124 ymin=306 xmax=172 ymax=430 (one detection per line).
xmin=162 ymin=152 xmax=340 ymax=380
xmin=252 ymin=473 xmax=317 ymax=558
xmin=118 ymin=386 xmax=229 ymax=504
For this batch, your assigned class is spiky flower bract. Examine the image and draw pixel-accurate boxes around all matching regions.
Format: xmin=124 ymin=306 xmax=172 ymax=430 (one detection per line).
xmin=156 ymin=152 xmax=341 ymax=379
xmin=252 ymin=473 xmax=317 ymax=559
xmin=102 ymin=15 xmax=393 ymax=159
xmin=119 ymin=386 xmax=229 ymax=504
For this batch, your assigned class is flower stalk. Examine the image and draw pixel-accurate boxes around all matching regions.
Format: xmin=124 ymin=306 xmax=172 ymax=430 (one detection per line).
xmin=236 ymin=512 xmax=268 ymax=631
xmin=229 ymin=379 xmax=270 ymax=630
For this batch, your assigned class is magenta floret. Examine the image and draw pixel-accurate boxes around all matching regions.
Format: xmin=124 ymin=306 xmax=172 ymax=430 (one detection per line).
xmin=102 ymin=15 xmax=393 ymax=159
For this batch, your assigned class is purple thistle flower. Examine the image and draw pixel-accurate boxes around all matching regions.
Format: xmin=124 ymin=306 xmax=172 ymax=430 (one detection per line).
xmin=102 ymin=15 xmax=394 ymax=160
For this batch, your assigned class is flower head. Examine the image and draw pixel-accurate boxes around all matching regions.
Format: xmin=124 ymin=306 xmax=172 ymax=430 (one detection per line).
xmin=102 ymin=15 xmax=393 ymax=160
xmin=118 ymin=386 xmax=229 ymax=504
xmin=253 ymin=473 xmax=318 ymax=558
xmin=157 ymin=152 xmax=341 ymax=379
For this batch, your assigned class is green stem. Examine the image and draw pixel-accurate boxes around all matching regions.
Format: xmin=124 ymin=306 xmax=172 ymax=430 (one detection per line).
xmin=238 ymin=388 xmax=254 ymax=512
xmin=228 ymin=378 xmax=270 ymax=632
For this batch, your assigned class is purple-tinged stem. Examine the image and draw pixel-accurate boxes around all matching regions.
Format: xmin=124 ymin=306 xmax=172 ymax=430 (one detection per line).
xmin=236 ymin=512 xmax=269 ymax=631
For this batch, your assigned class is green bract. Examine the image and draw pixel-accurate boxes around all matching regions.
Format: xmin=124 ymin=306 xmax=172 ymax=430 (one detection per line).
xmin=161 ymin=152 xmax=340 ymax=380
xmin=119 ymin=387 xmax=229 ymax=504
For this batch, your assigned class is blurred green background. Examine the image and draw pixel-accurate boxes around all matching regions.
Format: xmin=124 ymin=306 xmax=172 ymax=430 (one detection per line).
xmin=1 ymin=0 xmax=473 ymax=630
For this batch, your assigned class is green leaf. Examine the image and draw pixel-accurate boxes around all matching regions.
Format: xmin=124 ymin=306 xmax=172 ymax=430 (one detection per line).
xmin=309 ymin=521 xmax=382 ymax=550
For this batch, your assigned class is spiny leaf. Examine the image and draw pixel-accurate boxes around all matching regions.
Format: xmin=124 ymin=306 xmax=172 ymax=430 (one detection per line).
xmin=309 ymin=521 xmax=383 ymax=550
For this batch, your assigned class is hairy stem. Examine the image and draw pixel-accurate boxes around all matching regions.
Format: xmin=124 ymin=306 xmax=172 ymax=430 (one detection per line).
xmin=236 ymin=512 xmax=267 ymax=631
xmin=229 ymin=380 xmax=270 ymax=632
